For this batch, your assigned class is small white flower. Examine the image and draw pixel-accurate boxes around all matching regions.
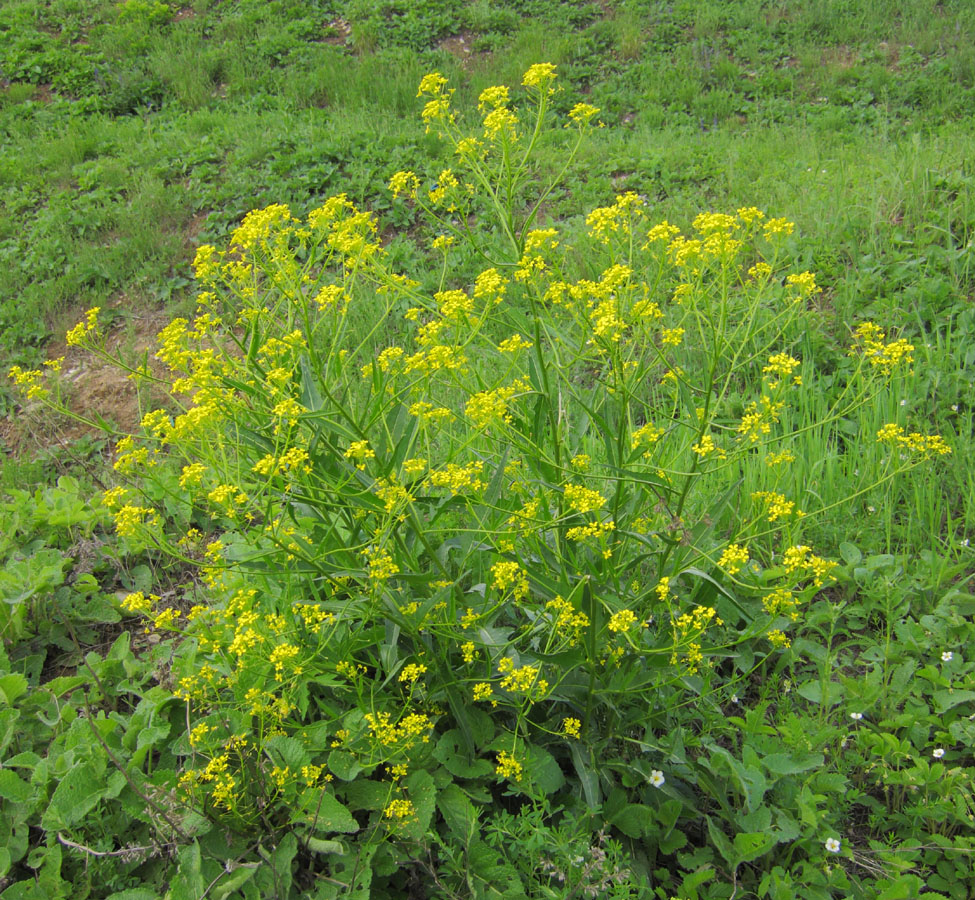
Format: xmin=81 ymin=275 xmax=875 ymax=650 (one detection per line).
xmin=933 ymin=748 xmax=945 ymax=759
xmin=961 ymin=539 xmax=970 ymax=548
xmin=951 ymin=404 xmax=959 ymax=412
xmin=850 ymin=712 xmax=863 ymax=721
xmin=650 ymin=770 xmax=665 ymax=788
xmin=825 ymin=838 xmax=841 ymax=854
xmin=866 ymin=505 xmax=876 ymax=513
xmin=731 ymin=694 xmax=739 ymax=704
xmin=942 ymin=651 xmax=954 ymax=662
xmin=899 ymin=399 xmax=907 ymax=406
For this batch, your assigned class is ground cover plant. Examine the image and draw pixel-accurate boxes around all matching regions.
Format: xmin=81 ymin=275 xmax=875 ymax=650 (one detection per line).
xmin=2 ymin=2 xmax=975 ymax=899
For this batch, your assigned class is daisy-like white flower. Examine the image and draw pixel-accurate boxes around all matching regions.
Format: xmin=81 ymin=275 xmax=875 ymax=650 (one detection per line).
xmin=942 ymin=651 xmax=954 ymax=662
xmin=650 ymin=770 xmax=665 ymax=788
xmin=933 ymin=748 xmax=945 ymax=759
xmin=849 ymin=712 xmax=863 ymax=721
xmin=825 ymin=838 xmax=841 ymax=854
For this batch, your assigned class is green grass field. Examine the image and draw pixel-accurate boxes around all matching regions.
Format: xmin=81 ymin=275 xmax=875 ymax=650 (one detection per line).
xmin=1 ymin=1 xmax=974 ymax=898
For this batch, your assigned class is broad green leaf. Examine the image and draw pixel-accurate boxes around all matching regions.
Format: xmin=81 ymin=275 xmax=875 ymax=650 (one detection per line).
xmin=399 ymin=769 xmax=436 ymax=840
xmin=41 ymin=762 xmax=108 ymax=830
xmin=933 ymin=689 xmax=975 ymax=714
xmin=762 ymin=752 xmax=824 ymax=776
xmin=525 ymin=743 xmax=564 ymax=795
xmin=265 ymin=735 xmax=310 ymax=770
xmin=0 ymin=674 xmax=28 ymax=705
xmin=434 ymin=730 xmax=494 ymax=779
xmin=167 ymin=841 xmax=204 ymax=900
xmin=269 ymin=834 xmax=297 ymax=896
xmin=569 ymin=743 xmax=601 ymax=809
xmin=608 ymin=803 xmax=654 ymax=838
xmin=660 ymin=827 xmax=687 ymax=854
xmin=437 ymin=783 xmax=478 ymax=841
xmin=706 ymin=815 xmax=738 ymax=869
xmin=304 ymin=837 xmax=345 ymax=856
xmin=0 ymin=770 xmax=31 ymax=804
xmin=327 ymin=749 xmax=363 ymax=781
xmin=307 ymin=792 xmax=359 ymax=834
xmin=733 ymin=831 xmax=775 ymax=863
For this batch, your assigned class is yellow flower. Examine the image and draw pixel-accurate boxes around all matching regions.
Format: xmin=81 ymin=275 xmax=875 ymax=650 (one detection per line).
xmin=269 ymin=643 xmax=300 ymax=679
xmin=398 ymin=663 xmax=428 ymax=684
xmin=491 ymin=561 xmax=530 ymax=599
xmin=473 ymin=682 xmax=493 ymax=702
xmin=388 ymin=170 xmax=419 ymax=199
xmin=65 ymin=306 xmax=101 ymax=347
xmin=767 ymin=629 xmax=791 ymax=649
xmin=718 ymin=543 xmax=749 ymax=575
xmin=478 ymin=85 xmax=509 ymax=112
xmin=562 ymin=717 xmax=582 ymax=739
xmin=751 ymin=491 xmax=802 ymax=522
xmin=345 ymin=440 xmax=375 ymax=468
xmin=563 ymin=484 xmax=606 ymax=514
xmin=385 ymin=799 xmax=416 ymax=821
xmin=608 ymin=609 xmax=637 ymax=633
xmin=568 ymin=102 xmax=599 ymax=125
xmin=661 ymin=327 xmax=685 ymax=347
xmin=496 ymin=750 xmax=523 ymax=781
xmin=522 ymin=63 xmax=557 ymax=89
xmin=691 ymin=434 xmax=725 ymax=458
xmin=498 ymin=334 xmax=533 ymax=353
xmin=417 ymin=72 xmax=448 ymax=96
xmin=121 ymin=591 xmax=153 ymax=615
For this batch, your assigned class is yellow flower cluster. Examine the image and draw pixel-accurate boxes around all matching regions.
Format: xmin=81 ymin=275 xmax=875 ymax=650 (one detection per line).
xmin=737 ymin=396 xmax=785 ymax=443
xmin=365 ymin=547 xmax=400 ymax=583
xmin=564 ymin=484 xmax=607 ymax=514
xmin=364 ymin=710 xmax=432 ymax=749
xmin=850 ymin=322 xmax=915 ymax=375
xmin=544 ymin=597 xmax=590 ymax=645
xmin=876 ymin=423 xmax=952 ymax=459
xmin=671 ymin=605 xmax=722 ymax=674
xmin=586 ymin=192 xmax=645 ymax=244
xmin=608 ymin=609 xmax=637 ymax=633
xmin=466 ymin=381 xmax=527 ymax=428
xmin=752 ymin=491 xmax=803 ymax=522
xmin=566 ymin=520 xmax=615 ymax=543
xmin=762 ymin=587 xmax=800 ymax=621
xmin=384 ymin=798 xmax=416 ymax=821
xmin=269 ymin=643 xmax=300 ymax=679
xmin=398 ymin=663 xmax=427 ymax=684
xmin=491 ymin=561 xmax=530 ymax=600
xmin=65 ymin=306 xmax=101 ymax=347
xmin=783 ymin=545 xmax=838 ymax=587
xmin=429 ymin=461 xmax=486 ymax=495
xmin=495 ymin=750 xmax=523 ymax=781
xmin=498 ymin=657 xmax=548 ymax=696
xmin=718 ymin=543 xmax=749 ymax=575
xmin=8 ymin=365 xmax=49 ymax=401
xmin=691 ymin=433 xmax=726 ymax=459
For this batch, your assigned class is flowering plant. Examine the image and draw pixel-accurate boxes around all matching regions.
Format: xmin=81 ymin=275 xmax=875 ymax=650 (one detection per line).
xmin=14 ymin=65 xmax=951 ymax=897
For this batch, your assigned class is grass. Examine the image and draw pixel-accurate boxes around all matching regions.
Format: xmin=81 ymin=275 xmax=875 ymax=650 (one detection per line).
xmin=1 ymin=1 xmax=974 ymax=897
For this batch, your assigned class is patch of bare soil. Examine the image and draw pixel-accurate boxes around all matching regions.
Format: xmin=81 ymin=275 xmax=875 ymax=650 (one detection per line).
xmin=324 ymin=18 xmax=351 ymax=45
xmin=2 ymin=298 xmax=173 ymax=458
xmin=438 ymin=31 xmax=478 ymax=67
